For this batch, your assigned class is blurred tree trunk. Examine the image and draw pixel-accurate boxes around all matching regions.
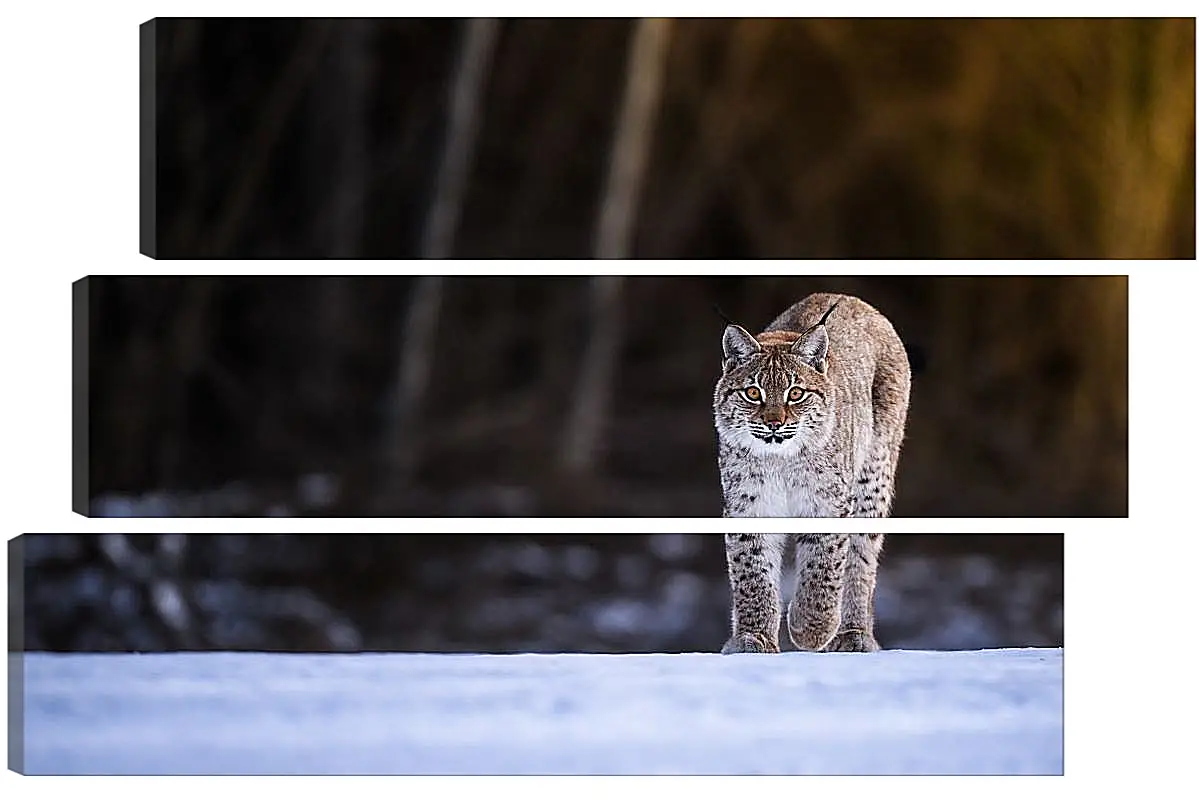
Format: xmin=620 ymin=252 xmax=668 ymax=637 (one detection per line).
xmin=377 ymin=19 xmax=500 ymax=497
xmin=557 ymin=19 xmax=668 ymax=480
xmin=1096 ymin=19 xmax=1195 ymax=258
xmin=641 ymin=21 xmax=774 ymax=257
xmin=382 ymin=277 xmax=446 ymax=490
xmin=309 ymin=277 xmax=352 ymax=429
xmin=1053 ymin=275 xmax=1128 ymax=510
xmin=422 ymin=18 xmax=500 ymax=258
xmin=98 ymin=285 xmax=155 ymax=496
xmin=595 ymin=18 xmax=672 ymax=258
xmin=206 ymin=23 xmax=330 ymax=257
xmin=157 ymin=281 xmax=217 ymax=490
xmin=561 ymin=277 xmax=625 ymax=476
xmin=322 ymin=20 xmax=375 ymax=258
xmin=160 ymin=20 xmax=207 ymax=257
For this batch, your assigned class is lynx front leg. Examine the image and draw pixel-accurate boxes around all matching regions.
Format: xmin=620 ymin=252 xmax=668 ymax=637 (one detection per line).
xmin=787 ymin=534 xmax=848 ymax=651
xmin=721 ymin=534 xmax=785 ymax=654
xmin=825 ymin=533 xmax=884 ymax=652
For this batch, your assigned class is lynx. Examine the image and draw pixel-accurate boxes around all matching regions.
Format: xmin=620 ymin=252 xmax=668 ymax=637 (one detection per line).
xmin=713 ymin=293 xmax=911 ymax=654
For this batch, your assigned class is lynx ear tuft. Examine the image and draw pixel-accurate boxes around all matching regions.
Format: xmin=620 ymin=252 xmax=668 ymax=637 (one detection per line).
xmin=722 ymin=325 xmax=760 ymax=363
xmin=815 ymin=301 xmax=840 ymax=329
xmin=791 ymin=326 xmax=829 ymax=373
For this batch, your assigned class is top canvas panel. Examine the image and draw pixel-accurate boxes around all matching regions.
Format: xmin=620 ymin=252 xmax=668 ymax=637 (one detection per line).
xmin=141 ymin=18 xmax=1195 ymax=260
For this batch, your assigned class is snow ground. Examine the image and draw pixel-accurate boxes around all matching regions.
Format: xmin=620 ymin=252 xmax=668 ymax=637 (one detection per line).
xmin=17 ymin=649 xmax=1062 ymax=776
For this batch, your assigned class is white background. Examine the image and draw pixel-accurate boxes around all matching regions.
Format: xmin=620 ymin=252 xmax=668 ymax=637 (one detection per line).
xmin=1 ymin=2 xmax=1196 ymax=797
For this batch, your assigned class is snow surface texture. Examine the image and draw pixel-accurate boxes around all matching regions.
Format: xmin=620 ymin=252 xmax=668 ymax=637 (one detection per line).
xmin=18 ymin=649 xmax=1063 ymax=776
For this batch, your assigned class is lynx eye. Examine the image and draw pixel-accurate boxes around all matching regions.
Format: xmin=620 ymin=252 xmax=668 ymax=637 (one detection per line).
xmin=743 ymin=386 xmax=762 ymax=402
xmin=788 ymin=386 xmax=806 ymax=402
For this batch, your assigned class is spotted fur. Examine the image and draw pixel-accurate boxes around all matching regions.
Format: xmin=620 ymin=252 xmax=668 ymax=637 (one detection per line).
xmin=714 ymin=293 xmax=910 ymax=653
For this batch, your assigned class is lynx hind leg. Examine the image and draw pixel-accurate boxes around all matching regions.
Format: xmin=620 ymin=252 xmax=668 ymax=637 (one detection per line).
xmin=825 ymin=534 xmax=884 ymax=653
xmin=852 ymin=435 xmax=900 ymax=518
xmin=786 ymin=534 xmax=848 ymax=651
xmin=831 ymin=432 xmax=897 ymax=653
xmin=722 ymin=534 xmax=786 ymax=654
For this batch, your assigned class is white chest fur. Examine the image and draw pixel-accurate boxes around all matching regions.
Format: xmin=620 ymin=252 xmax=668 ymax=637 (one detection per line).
xmin=739 ymin=463 xmax=827 ymax=518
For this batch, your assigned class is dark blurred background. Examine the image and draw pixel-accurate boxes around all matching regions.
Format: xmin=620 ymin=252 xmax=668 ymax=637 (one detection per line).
xmin=144 ymin=18 xmax=1195 ymax=260
xmin=12 ymin=535 xmax=1064 ymax=653
xmin=81 ymin=275 xmax=1128 ymax=517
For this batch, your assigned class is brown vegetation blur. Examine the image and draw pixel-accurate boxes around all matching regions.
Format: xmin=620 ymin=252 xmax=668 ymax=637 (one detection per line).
xmin=146 ymin=18 xmax=1194 ymax=259
xmin=81 ymin=275 xmax=1127 ymax=517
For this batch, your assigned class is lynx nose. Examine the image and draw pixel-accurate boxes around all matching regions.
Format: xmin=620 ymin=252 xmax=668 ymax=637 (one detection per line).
xmin=764 ymin=418 xmax=784 ymax=431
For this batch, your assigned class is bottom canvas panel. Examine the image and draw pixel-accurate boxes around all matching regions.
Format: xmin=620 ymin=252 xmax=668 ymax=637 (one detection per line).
xmin=8 ymin=533 xmax=1063 ymax=776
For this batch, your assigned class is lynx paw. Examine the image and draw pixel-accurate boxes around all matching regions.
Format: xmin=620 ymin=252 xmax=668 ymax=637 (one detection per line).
xmin=786 ymin=601 xmax=840 ymax=652
xmin=721 ymin=632 xmax=780 ymax=654
xmin=824 ymin=630 xmax=881 ymax=653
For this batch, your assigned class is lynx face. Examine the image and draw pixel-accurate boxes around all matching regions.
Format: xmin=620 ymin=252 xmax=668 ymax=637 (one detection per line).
xmin=714 ymin=325 xmax=834 ymax=456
